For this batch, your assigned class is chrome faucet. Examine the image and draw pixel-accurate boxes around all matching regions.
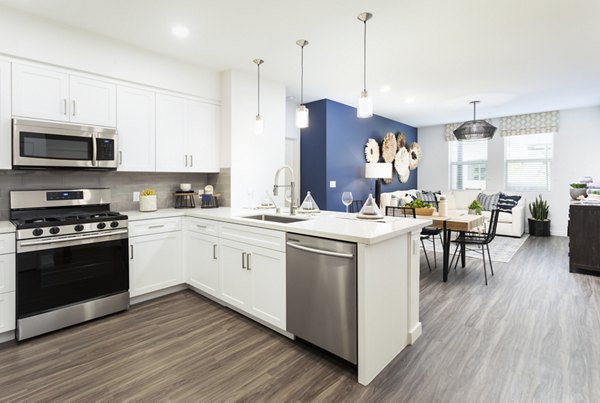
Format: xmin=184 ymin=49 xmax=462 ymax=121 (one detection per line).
xmin=273 ymin=165 xmax=297 ymax=215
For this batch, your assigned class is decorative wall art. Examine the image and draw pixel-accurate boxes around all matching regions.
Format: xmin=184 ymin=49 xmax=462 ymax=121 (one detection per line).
xmin=364 ymin=138 xmax=380 ymax=163
xmin=363 ymin=131 xmax=422 ymax=184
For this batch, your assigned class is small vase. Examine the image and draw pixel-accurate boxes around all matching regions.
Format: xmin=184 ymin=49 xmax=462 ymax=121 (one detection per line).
xmin=468 ymin=209 xmax=478 ymax=215
xmin=140 ymin=195 xmax=157 ymax=212
xmin=570 ymin=188 xmax=587 ymax=200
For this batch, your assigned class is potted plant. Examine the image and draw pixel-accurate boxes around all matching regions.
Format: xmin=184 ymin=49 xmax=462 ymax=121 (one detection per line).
xmin=139 ymin=188 xmax=158 ymax=212
xmin=468 ymin=200 xmax=482 ymax=215
xmin=570 ymin=183 xmax=587 ymax=200
xmin=405 ymin=199 xmax=434 ymax=216
xmin=528 ymin=195 xmax=550 ymax=236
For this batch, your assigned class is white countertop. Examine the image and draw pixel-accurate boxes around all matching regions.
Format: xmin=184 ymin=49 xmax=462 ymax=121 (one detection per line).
xmin=0 ymin=221 xmax=16 ymax=234
xmin=123 ymin=208 xmax=431 ymax=245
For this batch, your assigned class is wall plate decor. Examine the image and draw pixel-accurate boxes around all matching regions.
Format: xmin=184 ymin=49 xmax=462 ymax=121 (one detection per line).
xmin=382 ymin=132 xmax=397 ymax=184
xmin=395 ymin=147 xmax=410 ymax=183
xmin=408 ymin=142 xmax=422 ymax=170
xmin=364 ymin=138 xmax=380 ymax=162
xmin=396 ymin=131 xmax=407 ymax=149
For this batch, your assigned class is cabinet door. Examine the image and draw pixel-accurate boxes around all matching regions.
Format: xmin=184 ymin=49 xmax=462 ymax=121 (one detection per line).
xmin=12 ymin=63 xmax=69 ymax=122
xmin=0 ymin=292 xmax=15 ymax=333
xmin=186 ymin=232 xmax=219 ymax=297
xmin=156 ymin=94 xmax=186 ymax=172
xmin=116 ymin=86 xmax=155 ymax=171
xmin=130 ymin=231 xmax=184 ymax=297
xmin=0 ymin=60 xmax=10 ymax=169
xmin=0 ymin=253 xmax=15 ymax=294
xmin=247 ymin=245 xmax=286 ymax=330
xmin=219 ymin=239 xmax=251 ymax=310
xmin=69 ymin=75 xmax=116 ymax=127
xmin=186 ymin=100 xmax=220 ymax=172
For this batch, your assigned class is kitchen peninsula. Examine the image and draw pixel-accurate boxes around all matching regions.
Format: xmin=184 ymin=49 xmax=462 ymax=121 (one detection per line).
xmin=125 ymin=207 xmax=431 ymax=386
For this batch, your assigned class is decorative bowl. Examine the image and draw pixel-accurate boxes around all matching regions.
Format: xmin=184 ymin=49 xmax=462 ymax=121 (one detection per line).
xmin=415 ymin=207 xmax=435 ymax=216
xmin=180 ymin=183 xmax=192 ymax=192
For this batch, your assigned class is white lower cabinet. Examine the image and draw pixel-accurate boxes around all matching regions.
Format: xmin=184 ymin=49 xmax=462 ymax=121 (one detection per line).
xmin=130 ymin=230 xmax=184 ymax=297
xmin=0 ymin=234 xmax=15 ymax=333
xmin=220 ymin=239 xmax=252 ymax=310
xmin=186 ymin=231 xmax=220 ymax=297
xmin=0 ymin=292 xmax=15 ymax=334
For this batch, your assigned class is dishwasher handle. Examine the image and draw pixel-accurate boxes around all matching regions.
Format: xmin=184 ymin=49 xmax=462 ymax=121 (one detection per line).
xmin=286 ymin=241 xmax=354 ymax=259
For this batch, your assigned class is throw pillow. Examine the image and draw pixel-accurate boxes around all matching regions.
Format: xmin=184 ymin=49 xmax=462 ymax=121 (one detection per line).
xmin=476 ymin=192 xmax=500 ymax=211
xmin=420 ymin=190 xmax=441 ymax=207
xmin=497 ymin=193 xmax=521 ymax=212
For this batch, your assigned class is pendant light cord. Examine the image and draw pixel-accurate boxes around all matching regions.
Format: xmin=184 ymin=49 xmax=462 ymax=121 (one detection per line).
xmin=300 ymin=45 xmax=304 ymax=105
xmin=257 ymin=63 xmax=261 ymax=116
xmin=363 ymin=19 xmax=367 ymax=92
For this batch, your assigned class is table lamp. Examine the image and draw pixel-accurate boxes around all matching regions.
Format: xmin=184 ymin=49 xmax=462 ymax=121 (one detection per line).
xmin=365 ymin=163 xmax=393 ymax=207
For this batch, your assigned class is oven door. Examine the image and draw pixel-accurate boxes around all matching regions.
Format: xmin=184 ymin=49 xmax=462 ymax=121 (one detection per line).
xmin=16 ymin=230 xmax=129 ymax=319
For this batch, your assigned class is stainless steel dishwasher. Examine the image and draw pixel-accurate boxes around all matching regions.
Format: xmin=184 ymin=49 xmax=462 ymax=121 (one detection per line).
xmin=286 ymin=233 xmax=357 ymax=364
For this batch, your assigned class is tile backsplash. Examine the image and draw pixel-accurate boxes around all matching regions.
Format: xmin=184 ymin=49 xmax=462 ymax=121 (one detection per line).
xmin=0 ymin=168 xmax=231 ymax=219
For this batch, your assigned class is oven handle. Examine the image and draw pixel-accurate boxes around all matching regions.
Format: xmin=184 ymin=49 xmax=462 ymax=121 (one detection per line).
xmin=18 ymin=230 xmax=128 ymax=252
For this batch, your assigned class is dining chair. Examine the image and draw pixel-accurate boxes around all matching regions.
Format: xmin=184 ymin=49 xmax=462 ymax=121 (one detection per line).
xmin=385 ymin=206 xmax=439 ymax=272
xmin=450 ymin=209 xmax=500 ymax=285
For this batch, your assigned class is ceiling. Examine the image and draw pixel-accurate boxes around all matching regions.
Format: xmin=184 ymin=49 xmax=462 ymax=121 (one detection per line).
xmin=1 ymin=0 xmax=600 ymax=127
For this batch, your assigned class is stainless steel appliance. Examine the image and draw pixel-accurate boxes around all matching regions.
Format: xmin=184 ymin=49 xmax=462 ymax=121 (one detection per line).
xmin=13 ymin=118 xmax=118 ymax=169
xmin=286 ymin=233 xmax=358 ymax=364
xmin=10 ymin=189 xmax=129 ymax=340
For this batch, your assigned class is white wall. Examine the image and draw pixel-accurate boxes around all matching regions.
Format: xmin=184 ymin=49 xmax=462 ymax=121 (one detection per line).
xmin=418 ymin=106 xmax=600 ymax=236
xmin=0 ymin=5 xmax=219 ymax=101
xmin=221 ymin=70 xmax=286 ymax=209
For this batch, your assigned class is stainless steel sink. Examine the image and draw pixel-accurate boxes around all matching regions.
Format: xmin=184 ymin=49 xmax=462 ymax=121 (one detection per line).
xmin=241 ymin=214 xmax=306 ymax=224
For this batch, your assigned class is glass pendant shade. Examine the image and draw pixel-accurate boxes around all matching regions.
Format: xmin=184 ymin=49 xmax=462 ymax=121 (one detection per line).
xmin=254 ymin=114 xmax=264 ymax=135
xmin=357 ymin=90 xmax=373 ymax=118
xmin=296 ymin=105 xmax=309 ymax=128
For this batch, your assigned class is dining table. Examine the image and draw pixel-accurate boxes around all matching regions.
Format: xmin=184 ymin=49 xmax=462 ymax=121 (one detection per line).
xmin=416 ymin=213 xmax=485 ymax=281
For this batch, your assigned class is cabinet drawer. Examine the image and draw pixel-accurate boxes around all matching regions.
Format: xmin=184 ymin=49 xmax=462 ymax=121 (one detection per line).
xmin=129 ymin=217 xmax=182 ymax=237
xmin=219 ymin=223 xmax=285 ymax=252
xmin=186 ymin=217 xmax=218 ymax=236
xmin=0 ymin=233 xmax=15 ymax=255
xmin=0 ymin=253 xmax=15 ymax=294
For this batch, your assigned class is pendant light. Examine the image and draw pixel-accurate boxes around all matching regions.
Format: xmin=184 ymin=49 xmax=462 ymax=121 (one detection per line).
xmin=453 ymin=101 xmax=497 ymax=141
xmin=296 ymin=39 xmax=309 ymax=128
xmin=253 ymin=58 xmax=264 ymax=135
xmin=357 ymin=12 xmax=373 ymax=118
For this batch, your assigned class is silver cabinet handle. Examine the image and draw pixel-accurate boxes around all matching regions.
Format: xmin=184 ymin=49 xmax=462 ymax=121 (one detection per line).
xmin=246 ymin=253 xmax=251 ymax=270
xmin=196 ymin=225 xmax=207 ymax=229
xmin=286 ymin=242 xmax=354 ymax=258
xmin=242 ymin=252 xmax=246 ymax=269
xmin=213 ymin=244 xmax=217 ymax=260
xmin=91 ymin=132 xmax=97 ymax=167
xmin=185 ymin=155 xmax=188 ymax=167
xmin=72 ymin=100 xmax=76 ymax=117
xmin=148 ymin=224 xmax=165 ymax=229
xmin=130 ymin=244 xmax=134 ymax=259
xmin=190 ymin=155 xmax=193 ymax=167
xmin=63 ymin=98 xmax=67 ymax=116
xmin=119 ymin=150 xmax=123 ymax=165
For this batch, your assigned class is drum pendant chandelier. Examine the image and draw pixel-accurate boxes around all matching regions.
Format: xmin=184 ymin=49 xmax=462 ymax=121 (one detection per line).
xmin=453 ymin=101 xmax=497 ymax=140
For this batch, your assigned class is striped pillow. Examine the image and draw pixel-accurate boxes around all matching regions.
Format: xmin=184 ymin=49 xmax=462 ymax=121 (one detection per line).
xmin=420 ymin=190 xmax=441 ymax=207
xmin=497 ymin=193 xmax=521 ymax=212
xmin=476 ymin=192 xmax=500 ymax=211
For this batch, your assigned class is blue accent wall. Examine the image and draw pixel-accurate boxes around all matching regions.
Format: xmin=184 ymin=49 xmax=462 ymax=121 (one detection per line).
xmin=301 ymin=99 xmax=418 ymax=212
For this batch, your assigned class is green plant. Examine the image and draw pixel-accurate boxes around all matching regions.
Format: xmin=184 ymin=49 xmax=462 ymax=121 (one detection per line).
xmin=529 ymin=195 xmax=549 ymax=221
xmin=141 ymin=188 xmax=156 ymax=196
xmin=570 ymin=183 xmax=587 ymax=189
xmin=468 ymin=200 xmax=482 ymax=215
xmin=405 ymin=199 xmax=432 ymax=208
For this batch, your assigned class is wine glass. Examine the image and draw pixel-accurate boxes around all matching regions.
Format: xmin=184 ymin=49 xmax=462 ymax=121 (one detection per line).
xmin=341 ymin=191 xmax=353 ymax=213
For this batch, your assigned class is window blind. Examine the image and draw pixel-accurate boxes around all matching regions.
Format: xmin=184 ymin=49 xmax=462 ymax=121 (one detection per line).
xmin=505 ymin=132 xmax=553 ymax=191
xmin=448 ymin=140 xmax=488 ymax=190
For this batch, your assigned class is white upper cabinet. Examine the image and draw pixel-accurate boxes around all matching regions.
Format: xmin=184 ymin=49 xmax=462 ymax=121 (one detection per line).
xmin=0 ymin=60 xmax=11 ymax=170
xmin=12 ymin=63 xmax=69 ymax=122
xmin=156 ymin=93 xmax=220 ymax=173
xmin=12 ymin=63 xmax=116 ymax=127
xmin=116 ymin=86 xmax=155 ymax=172
xmin=69 ymin=75 xmax=116 ymax=127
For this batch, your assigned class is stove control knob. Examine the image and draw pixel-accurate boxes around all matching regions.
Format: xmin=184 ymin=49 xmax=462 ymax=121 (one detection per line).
xmin=110 ymin=221 xmax=119 ymax=228
xmin=97 ymin=222 xmax=106 ymax=230
xmin=49 ymin=227 xmax=60 ymax=235
xmin=74 ymin=224 xmax=84 ymax=232
xmin=32 ymin=228 xmax=44 ymax=237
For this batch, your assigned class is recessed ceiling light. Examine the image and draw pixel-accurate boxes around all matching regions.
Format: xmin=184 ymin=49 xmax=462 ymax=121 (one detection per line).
xmin=171 ymin=25 xmax=190 ymax=38
xmin=405 ymin=97 xmax=415 ymax=104
xmin=379 ymin=85 xmax=391 ymax=93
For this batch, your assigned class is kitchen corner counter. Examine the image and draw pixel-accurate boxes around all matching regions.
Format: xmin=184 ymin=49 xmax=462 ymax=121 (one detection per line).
xmin=0 ymin=221 xmax=16 ymax=233
xmin=122 ymin=207 xmax=431 ymax=245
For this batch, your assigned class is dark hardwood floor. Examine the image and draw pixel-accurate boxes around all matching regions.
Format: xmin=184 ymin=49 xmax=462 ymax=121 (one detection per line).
xmin=1 ymin=236 xmax=599 ymax=402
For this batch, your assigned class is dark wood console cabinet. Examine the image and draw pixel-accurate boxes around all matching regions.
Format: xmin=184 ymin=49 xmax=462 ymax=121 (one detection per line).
xmin=569 ymin=204 xmax=600 ymax=276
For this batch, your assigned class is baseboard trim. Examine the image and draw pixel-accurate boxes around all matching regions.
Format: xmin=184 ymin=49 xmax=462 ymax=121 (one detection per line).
xmin=409 ymin=322 xmax=422 ymax=344
xmin=130 ymin=284 xmax=187 ymax=305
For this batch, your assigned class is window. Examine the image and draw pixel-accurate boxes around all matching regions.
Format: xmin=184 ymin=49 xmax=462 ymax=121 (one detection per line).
xmin=449 ymin=140 xmax=488 ymax=190
xmin=504 ymin=132 xmax=553 ymax=191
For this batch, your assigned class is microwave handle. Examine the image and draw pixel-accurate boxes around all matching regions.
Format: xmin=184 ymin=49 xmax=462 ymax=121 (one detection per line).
xmin=92 ymin=132 xmax=97 ymax=167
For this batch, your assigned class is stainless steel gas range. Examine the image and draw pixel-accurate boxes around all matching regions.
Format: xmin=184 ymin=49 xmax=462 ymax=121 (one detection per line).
xmin=10 ymin=188 xmax=129 ymax=341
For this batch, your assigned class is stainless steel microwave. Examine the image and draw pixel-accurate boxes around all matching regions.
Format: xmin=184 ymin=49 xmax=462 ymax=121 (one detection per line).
xmin=12 ymin=118 xmax=118 ymax=170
